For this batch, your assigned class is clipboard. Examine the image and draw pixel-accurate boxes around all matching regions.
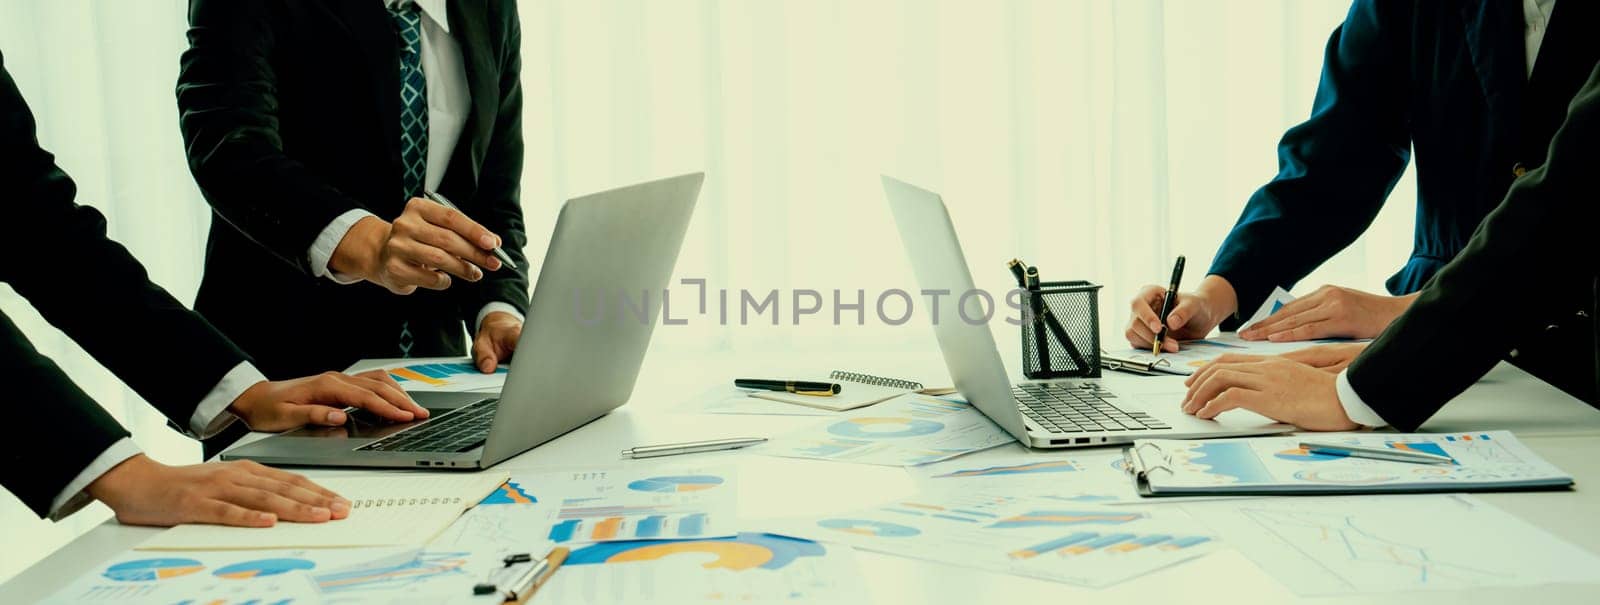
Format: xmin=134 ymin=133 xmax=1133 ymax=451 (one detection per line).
xmin=1101 ymin=353 xmax=1188 ymax=377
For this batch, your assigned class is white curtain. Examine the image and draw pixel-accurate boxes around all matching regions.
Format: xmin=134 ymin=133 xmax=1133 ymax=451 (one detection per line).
xmin=0 ymin=0 xmax=1412 ymax=583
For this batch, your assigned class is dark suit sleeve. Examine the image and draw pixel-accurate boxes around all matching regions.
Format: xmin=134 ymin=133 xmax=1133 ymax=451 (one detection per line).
xmin=176 ymin=0 xmax=368 ymax=274
xmin=1207 ymin=0 xmax=1412 ymax=326
xmin=1 ymin=54 xmax=249 ymax=434
xmin=0 ymin=311 xmax=129 ymax=519
xmin=459 ymin=0 xmax=531 ymax=323
xmin=1347 ymin=64 xmax=1600 ymax=431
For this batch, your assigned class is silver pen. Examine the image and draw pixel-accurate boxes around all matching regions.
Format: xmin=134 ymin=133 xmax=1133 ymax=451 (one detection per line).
xmin=423 ymin=191 xmax=518 ymax=270
xmin=1299 ymin=442 xmax=1455 ymax=465
xmin=621 ymin=437 xmax=768 ymax=459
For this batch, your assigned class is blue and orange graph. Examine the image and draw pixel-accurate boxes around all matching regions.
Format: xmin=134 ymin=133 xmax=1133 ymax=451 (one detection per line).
xmin=1385 ymin=441 xmax=1456 ymax=463
xmin=549 ymin=512 xmax=709 ymax=542
xmin=827 ymin=417 xmax=943 ymax=439
xmin=818 ymin=518 xmax=922 ymax=537
xmin=388 ymin=362 xmax=507 ymax=386
xmin=989 ymin=510 xmax=1144 ymax=529
xmin=1009 ymin=532 xmax=1211 ymax=558
xmin=568 ymin=533 xmax=824 ymax=571
xmin=103 ymin=558 xmax=205 ymax=582
xmin=213 ymin=558 xmax=315 ymax=579
xmin=479 ymin=480 xmax=536 ymax=505
xmin=935 ymin=459 xmax=1080 ymax=478
xmin=1273 ymin=447 xmax=1342 ymax=462
xmin=627 ymin=475 xmax=724 ymax=493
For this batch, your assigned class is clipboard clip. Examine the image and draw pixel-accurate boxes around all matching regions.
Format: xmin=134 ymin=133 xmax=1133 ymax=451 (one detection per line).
xmin=1124 ymin=442 xmax=1174 ymax=478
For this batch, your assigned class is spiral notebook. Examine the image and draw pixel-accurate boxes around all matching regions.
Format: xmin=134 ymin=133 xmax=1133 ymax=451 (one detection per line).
xmin=746 ymin=370 xmax=955 ymax=412
xmin=137 ymin=472 xmax=509 ymax=550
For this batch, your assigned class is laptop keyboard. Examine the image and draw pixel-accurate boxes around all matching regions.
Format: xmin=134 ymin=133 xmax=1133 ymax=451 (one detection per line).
xmin=355 ymin=399 xmax=500 ymax=453
xmin=1012 ymin=383 xmax=1170 ymax=434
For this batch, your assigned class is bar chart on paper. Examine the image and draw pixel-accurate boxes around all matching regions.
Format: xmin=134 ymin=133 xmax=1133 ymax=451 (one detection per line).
xmin=523 ymin=466 xmax=739 ymax=545
xmin=383 ymin=359 xmax=507 ymax=392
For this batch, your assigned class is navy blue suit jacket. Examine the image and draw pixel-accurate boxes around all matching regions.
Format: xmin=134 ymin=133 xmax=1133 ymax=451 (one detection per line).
xmin=1209 ymin=0 xmax=1600 ymax=327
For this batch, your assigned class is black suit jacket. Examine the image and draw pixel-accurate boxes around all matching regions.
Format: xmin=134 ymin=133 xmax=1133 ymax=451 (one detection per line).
xmin=0 ymin=55 xmax=249 ymax=518
xmin=1209 ymin=0 xmax=1600 ymax=326
xmin=176 ymin=0 xmax=529 ymax=379
xmin=1348 ymin=63 xmax=1600 ymax=432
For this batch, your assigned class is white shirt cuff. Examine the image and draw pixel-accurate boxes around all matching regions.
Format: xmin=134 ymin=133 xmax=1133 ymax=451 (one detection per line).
xmin=1335 ymin=368 xmax=1389 ymax=428
xmin=309 ymin=209 xmax=377 ymax=284
xmin=188 ymin=362 xmax=269 ymax=438
xmin=49 ymin=438 xmax=142 ymax=521
xmin=476 ymin=302 xmax=524 ymax=333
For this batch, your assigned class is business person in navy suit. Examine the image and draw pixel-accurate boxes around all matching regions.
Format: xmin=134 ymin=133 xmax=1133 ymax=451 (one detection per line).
xmin=1182 ymin=62 xmax=1600 ymax=431
xmin=1127 ymin=0 xmax=1600 ymax=402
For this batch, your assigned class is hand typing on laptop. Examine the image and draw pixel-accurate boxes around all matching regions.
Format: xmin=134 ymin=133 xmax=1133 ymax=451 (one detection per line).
xmin=227 ymin=370 xmax=428 ymax=431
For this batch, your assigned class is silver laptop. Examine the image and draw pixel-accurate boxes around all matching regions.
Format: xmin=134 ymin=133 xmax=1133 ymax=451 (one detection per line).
xmin=224 ymin=173 xmax=704 ymax=469
xmin=880 ymin=175 xmax=1291 ymax=448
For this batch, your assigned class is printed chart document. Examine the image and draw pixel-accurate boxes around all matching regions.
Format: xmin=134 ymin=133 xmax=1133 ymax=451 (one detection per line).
xmin=137 ymin=473 xmax=509 ymax=551
xmin=1109 ymin=333 xmax=1352 ymax=376
xmin=1181 ymin=494 xmax=1600 ymax=595
xmin=540 ymin=533 xmax=869 ymax=604
xmin=762 ymin=492 xmax=1219 ymax=588
xmin=1127 ymin=431 xmax=1572 ymax=495
xmin=379 ymin=357 xmax=508 ymax=393
xmin=1236 ymin=286 xmax=1296 ymax=332
xmin=756 ymin=394 xmax=1014 ymax=466
xmin=522 ymin=465 xmax=739 ymax=545
xmin=910 ymin=445 xmax=1141 ymax=503
xmin=40 ymin=547 xmax=406 ymax=605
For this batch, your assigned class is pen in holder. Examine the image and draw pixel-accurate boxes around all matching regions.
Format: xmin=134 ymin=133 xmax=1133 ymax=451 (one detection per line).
xmin=1020 ymin=280 xmax=1103 ymax=379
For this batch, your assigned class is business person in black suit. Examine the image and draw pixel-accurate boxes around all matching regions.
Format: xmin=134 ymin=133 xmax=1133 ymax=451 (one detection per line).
xmin=176 ymin=0 xmax=530 ymax=382
xmin=0 ymin=53 xmax=424 ymax=525
xmin=1180 ymin=62 xmax=1600 ymax=432
xmin=1127 ymin=1 xmax=1599 ymax=399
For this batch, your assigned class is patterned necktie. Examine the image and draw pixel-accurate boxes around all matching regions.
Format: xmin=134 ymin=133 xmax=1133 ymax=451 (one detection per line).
xmin=391 ymin=2 xmax=428 ymax=357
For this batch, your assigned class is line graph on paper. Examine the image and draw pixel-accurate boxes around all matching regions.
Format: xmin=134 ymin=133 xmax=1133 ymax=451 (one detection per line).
xmin=1238 ymin=507 xmax=1513 ymax=592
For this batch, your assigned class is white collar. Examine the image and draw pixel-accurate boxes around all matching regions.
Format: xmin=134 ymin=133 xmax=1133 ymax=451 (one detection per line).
xmin=385 ymin=0 xmax=451 ymax=33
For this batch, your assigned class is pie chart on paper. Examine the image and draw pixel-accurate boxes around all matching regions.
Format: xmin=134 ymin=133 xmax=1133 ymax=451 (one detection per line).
xmin=102 ymin=558 xmax=206 ymax=582
xmin=627 ymin=475 xmax=725 ymax=493
xmin=212 ymin=558 xmax=316 ymax=579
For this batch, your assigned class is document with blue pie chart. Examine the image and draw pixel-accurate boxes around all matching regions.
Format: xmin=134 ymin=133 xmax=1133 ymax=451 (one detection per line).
xmin=759 ymin=491 xmax=1220 ymax=588
xmin=757 ymin=394 xmax=1014 ymax=466
xmin=1129 ymin=431 xmax=1572 ymax=495
xmin=40 ymin=547 xmax=424 ymax=604
xmin=538 ymin=532 xmax=868 ymax=604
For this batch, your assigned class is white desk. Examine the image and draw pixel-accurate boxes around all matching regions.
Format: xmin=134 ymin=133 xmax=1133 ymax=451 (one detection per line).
xmin=5 ymin=353 xmax=1598 ymax=604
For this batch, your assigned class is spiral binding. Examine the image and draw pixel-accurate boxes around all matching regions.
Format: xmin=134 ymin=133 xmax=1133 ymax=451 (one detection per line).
xmin=350 ymin=496 xmax=462 ymax=508
xmin=828 ymin=370 xmax=924 ymax=392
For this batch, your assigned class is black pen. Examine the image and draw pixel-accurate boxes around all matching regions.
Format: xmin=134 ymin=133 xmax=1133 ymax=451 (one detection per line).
xmin=734 ymin=378 xmax=841 ymax=396
xmin=1153 ymin=256 xmax=1186 ymax=355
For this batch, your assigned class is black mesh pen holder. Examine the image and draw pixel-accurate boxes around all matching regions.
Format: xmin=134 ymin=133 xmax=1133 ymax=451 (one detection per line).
xmin=1021 ymin=280 xmax=1102 ymax=379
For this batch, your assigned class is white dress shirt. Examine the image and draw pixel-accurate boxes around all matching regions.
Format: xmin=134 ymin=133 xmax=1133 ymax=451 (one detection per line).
xmin=48 ymin=362 xmax=268 ymax=520
xmin=1336 ymin=0 xmax=1556 ymax=428
xmin=308 ymin=0 xmax=520 ymax=330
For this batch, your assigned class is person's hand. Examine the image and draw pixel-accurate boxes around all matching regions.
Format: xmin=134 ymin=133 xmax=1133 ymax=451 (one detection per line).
xmin=87 ymin=455 xmax=350 ymax=527
xmin=229 ymin=370 xmax=429 ymax=432
xmin=1181 ymin=357 xmax=1358 ymax=431
xmin=330 ymin=198 xmax=505 ymax=295
xmin=1127 ymin=275 xmax=1239 ymax=353
xmin=472 ymin=312 xmax=522 ymax=373
xmin=1201 ymin=342 xmax=1371 ymax=375
xmin=1239 ymin=286 xmax=1415 ymax=342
